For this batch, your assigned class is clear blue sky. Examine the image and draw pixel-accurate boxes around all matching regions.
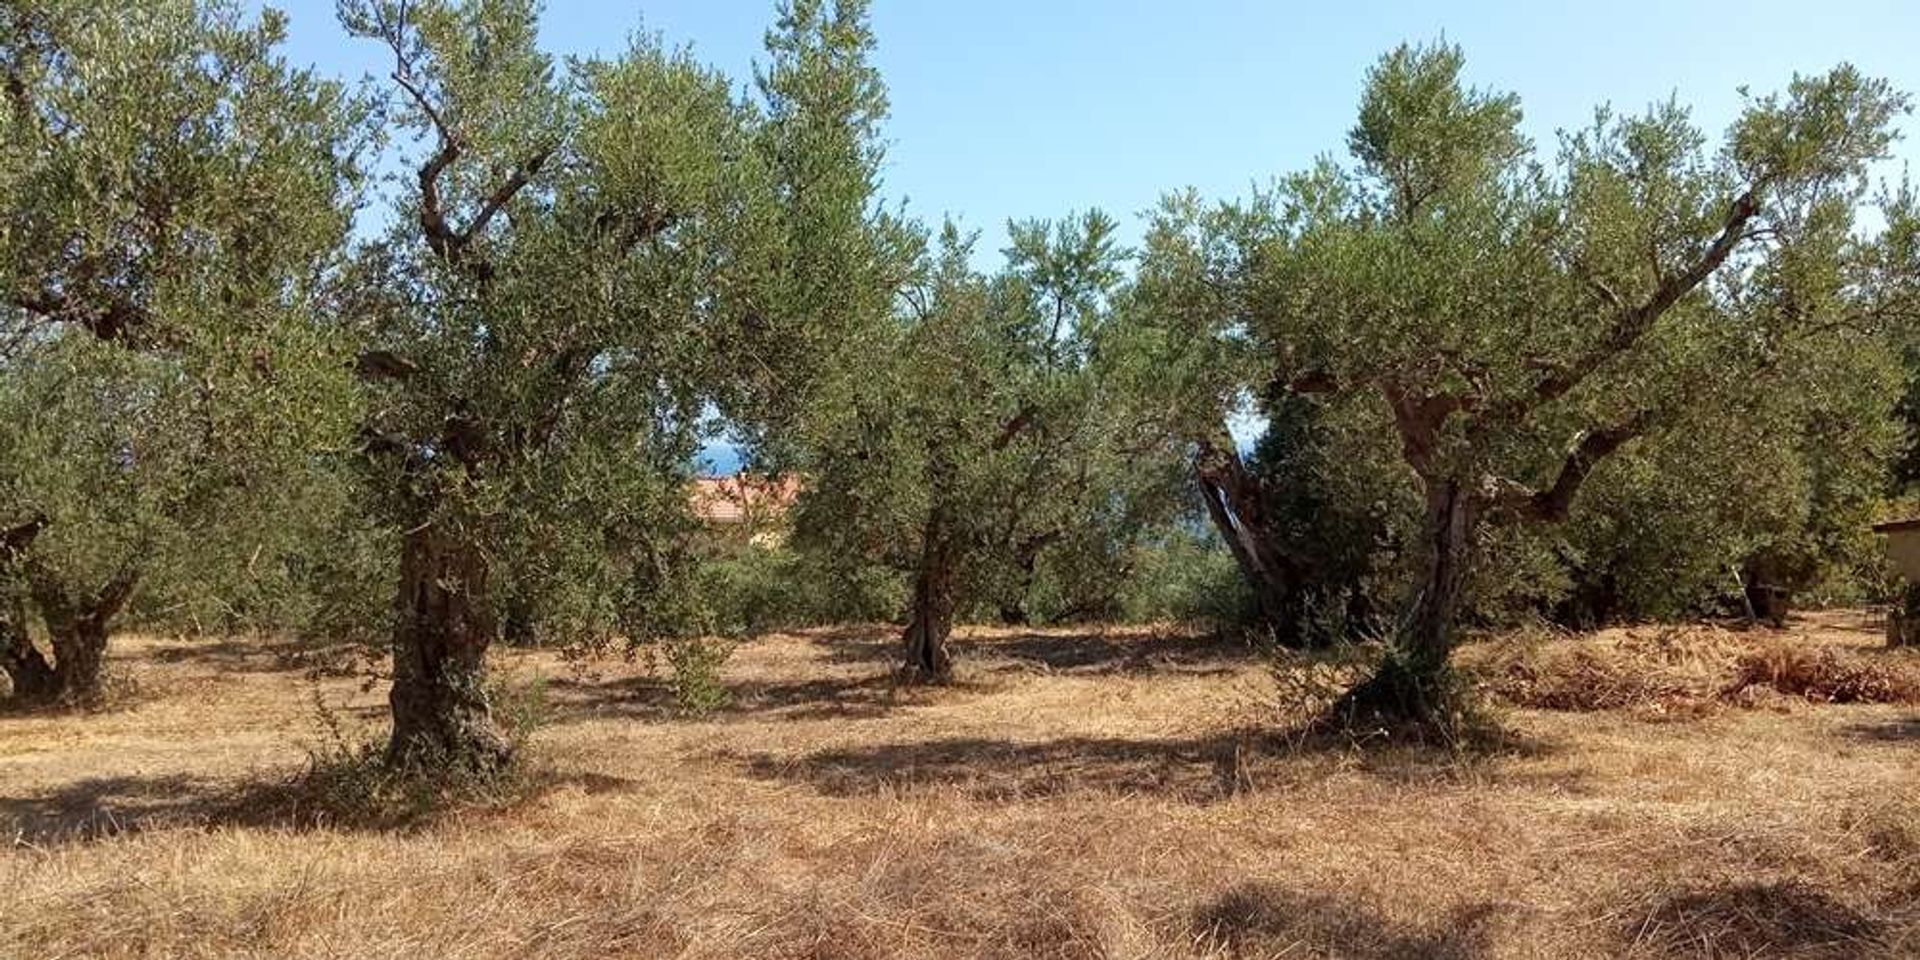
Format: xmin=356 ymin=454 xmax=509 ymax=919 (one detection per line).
xmin=260 ymin=0 xmax=1920 ymax=264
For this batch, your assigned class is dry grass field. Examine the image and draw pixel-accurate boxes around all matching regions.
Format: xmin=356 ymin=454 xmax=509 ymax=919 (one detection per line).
xmin=3 ymin=611 xmax=1918 ymax=959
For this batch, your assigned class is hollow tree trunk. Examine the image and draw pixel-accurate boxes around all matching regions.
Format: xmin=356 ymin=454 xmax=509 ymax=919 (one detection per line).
xmin=386 ymin=525 xmax=511 ymax=770
xmin=1336 ymin=478 xmax=1476 ymax=724
xmin=1194 ymin=436 xmax=1301 ymax=641
xmin=1 ymin=595 xmax=58 ymax=701
xmin=0 ymin=518 xmax=56 ymax=701
xmin=902 ymin=505 xmax=958 ymax=683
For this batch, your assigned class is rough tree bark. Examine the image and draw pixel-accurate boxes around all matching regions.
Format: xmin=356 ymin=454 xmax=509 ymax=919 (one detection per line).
xmin=1 ymin=595 xmax=57 ymax=700
xmin=22 ymin=566 xmax=139 ymax=706
xmin=1334 ymin=478 xmax=1476 ymax=724
xmin=1193 ymin=434 xmax=1300 ymax=640
xmin=386 ymin=524 xmax=512 ymax=770
xmin=0 ymin=519 xmax=56 ymax=701
xmin=902 ymin=504 xmax=958 ymax=683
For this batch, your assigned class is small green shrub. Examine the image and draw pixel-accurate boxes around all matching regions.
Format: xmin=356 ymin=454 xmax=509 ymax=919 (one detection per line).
xmin=660 ymin=636 xmax=735 ymax=713
xmin=1116 ymin=531 xmax=1253 ymax=626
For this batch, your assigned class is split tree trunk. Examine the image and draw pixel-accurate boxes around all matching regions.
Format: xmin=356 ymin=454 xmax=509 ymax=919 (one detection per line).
xmin=1194 ymin=436 xmax=1301 ymax=641
xmin=1335 ymin=478 xmax=1476 ymax=725
xmin=902 ymin=505 xmax=958 ymax=683
xmin=1 ymin=596 xmax=58 ymax=701
xmin=0 ymin=519 xmax=56 ymax=702
xmin=386 ymin=525 xmax=512 ymax=770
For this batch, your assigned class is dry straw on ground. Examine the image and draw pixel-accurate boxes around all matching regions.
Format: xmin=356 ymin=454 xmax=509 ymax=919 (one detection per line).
xmin=1468 ymin=615 xmax=1920 ymax=716
xmin=3 ymin=611 xmax=1917 ymax=958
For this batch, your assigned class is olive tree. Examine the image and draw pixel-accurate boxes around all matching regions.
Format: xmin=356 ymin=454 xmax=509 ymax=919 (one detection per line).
xmin=0 ymin=0 xmax=363 ymax=704
xmin=1139 ymin=43 xmax=1908 ymax=723
xmin=341 ymin=0 xmax=900 ymax=768
xmin=795 ymin=212 xmax=1172 ymax=679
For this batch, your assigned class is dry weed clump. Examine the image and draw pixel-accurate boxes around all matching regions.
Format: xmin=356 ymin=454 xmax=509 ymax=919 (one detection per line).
xmin=1469 ymin=625 xmax=1734 ymax=714
xmin=1470 ymin=621 xmax=1920 ymax=714
xmin=1725 ymin=644 xmax=1920 ymax=705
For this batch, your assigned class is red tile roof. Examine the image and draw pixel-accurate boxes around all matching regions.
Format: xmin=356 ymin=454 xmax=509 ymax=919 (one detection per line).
xmin=689 ymin=474 xmax=802 ymax=525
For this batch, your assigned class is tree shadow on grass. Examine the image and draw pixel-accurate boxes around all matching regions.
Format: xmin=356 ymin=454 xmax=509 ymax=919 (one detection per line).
xmin=1619 ymin=880 xmax=1887 ymax=959
xmin=803 ymin=624 xmax=901 ymax=666
xmin=139 ymin=637 xmax=367 ymax=677
xmin=1 ymin=773 xmax=237 ymax=846
xmin=1193 ymin=881 xmax=1499 ymax=959
xmin=974 ymin=629 xmax=1259 ymax=677
xmin=1838 ymin=715 xmax=1920 ymax=743
xmin=803 ymin=624 xmax=1260 ymax=677
xmin=540 ymin=626 xmax=1261 ymax=728
xmin=1 ymin=766 xmax=638 ymax=847
xmin=727 ymin=733 xmax=1252 ymax=802
xmin=725 ymin=725 xmax=1563 ymax=804
xmin=544 ymin=671 xmax=928 ymax=725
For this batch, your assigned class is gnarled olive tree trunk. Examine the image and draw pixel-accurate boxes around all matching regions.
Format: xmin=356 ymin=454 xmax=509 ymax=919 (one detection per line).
xmin=1 ymin=595 xmax=57 ymax=701
xmin=902 ymin=503 xmax=958 ymax=683
xmin=1335 ymin=477 xmax=1476 ymax=723
xmin=1194 ymin=435 xmax=1301 ymax=640
xmin=0 ymin=519 xmax=56 ymax=702
xmin=386 ymin=524 xmax=511 ymax=770
xmin=21 ymin=567 xmax=139 ymax=706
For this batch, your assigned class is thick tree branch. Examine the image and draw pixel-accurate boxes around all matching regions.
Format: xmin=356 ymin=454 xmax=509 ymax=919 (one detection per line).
xmin=91 ymin=564 xmax=141 ymax=624
xmin=376 ymin=6 xmax=553 ymax=277
xmin=462 ymin=148 xmax=554 ymax=244
xmin=991 ymin=406 xmax=1038 ymax=451
xmin=1496 ymin=408 xmax=1659 ymax=524
xmin=1383 ymin=381 xmax=1477 ymax=477
xmin=1524 ymin=187 xmax=1764 ymax=411
xmin=416 ymin=138 xmax=463 ymax=259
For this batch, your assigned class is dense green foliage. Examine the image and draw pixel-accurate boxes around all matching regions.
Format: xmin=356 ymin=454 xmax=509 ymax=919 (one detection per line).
xmin=792 ymin=213 xmax=1191 ymax=677
xmin=1127 ymin=42 xmax=1912 ymax=719
xmin=0 ymin=0 xmax=365 ymax=703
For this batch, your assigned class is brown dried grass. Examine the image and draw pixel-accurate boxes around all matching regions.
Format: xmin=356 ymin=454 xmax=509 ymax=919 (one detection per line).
xmin=3 ymin=612 xmax=1917 ymax=958
xmin=1469 ymin=612 xmax=1920 ymax=716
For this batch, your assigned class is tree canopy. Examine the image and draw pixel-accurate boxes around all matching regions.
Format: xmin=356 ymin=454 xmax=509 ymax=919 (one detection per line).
xmin=1130 ymin=42 xmax=1912 ymax=721
xmin=4 ymin=1 xmax=1917 ymax=757
xmin=0 ymin=0 xmax=365 ymax=703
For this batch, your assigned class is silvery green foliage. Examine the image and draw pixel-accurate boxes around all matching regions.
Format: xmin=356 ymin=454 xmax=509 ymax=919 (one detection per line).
xmin=0 ymin=0 xmax=366 ymax=681
xmin=1132 ymin=42 xmax=1910 ymax=694
xmin=794 ymin=210 xmax=1191 ymax=638
xmin=339 ymin=0 xmax=906 ymax=651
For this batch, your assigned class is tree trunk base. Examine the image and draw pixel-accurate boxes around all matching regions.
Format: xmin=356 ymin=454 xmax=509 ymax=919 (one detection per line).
xmin=899 ymin=621 xmax=954 ymax=686
xmin=385 ymin=725 xmax=514 ymax=773
xmin=2 ymin=605 xmax=59 ymax=704
xmin=2 ymin=653 xmax=61 ymax=705
xmin=385 ymin=679 xmax=514 ymax=773
xmin=6 ymin=626 xmax=111 ymax=709
xmin=1323 ymin=655 xmax=1457 ymax=737
xmin=385 ymin=526 xmax=510 ymax=774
